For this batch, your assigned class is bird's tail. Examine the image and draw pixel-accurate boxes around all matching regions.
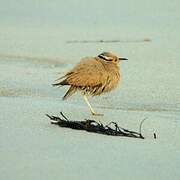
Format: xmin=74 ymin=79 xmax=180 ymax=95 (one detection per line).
xmin=52 ymin=74 xmax=77 ymax=100
xmin=63 ymin=86 xmax=77 ymax=100
xmin=52 ymin=79 xmax=68 ymax=87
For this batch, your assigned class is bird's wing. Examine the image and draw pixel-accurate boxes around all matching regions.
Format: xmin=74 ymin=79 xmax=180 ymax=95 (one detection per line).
xmin=65 ymin=58 xmax=108 ymax=87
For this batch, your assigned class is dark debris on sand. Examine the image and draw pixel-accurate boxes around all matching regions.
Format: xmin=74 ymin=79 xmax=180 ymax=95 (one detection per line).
xmin=46 ymin=112 xmax=145 ymax=139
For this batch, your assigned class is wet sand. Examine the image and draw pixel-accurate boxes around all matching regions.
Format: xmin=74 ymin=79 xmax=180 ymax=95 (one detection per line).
xmin=1 ymin=0 xmax=180 ymax=179
xmin=1 ymin=52 xmax=180 ymax=180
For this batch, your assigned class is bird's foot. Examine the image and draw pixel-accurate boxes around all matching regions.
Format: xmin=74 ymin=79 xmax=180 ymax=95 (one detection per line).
xmin=91 ymin=112 xmax=104 ymax=116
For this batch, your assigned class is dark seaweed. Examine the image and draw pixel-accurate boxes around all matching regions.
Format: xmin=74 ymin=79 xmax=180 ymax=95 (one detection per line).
xmin=46 ymin=112 xmax=145 ymax=139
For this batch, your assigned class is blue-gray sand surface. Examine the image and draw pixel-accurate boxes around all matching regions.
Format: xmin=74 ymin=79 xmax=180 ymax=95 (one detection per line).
xmin=0 ymin=0 xmax=180 ymax=180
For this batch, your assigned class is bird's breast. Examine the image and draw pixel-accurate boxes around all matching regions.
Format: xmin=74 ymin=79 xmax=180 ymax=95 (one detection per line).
xmin=103 ymin=68 xmax=120 ymax=93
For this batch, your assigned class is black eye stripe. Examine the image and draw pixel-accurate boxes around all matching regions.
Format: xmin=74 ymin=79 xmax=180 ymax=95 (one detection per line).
xmin=98 ymin=55 xmax=113 ymax=61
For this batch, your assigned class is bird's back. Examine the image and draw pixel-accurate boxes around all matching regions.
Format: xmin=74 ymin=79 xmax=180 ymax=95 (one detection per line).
xmin=64 ymin=57 xmax=109 ymax=88
xmin=53 ymin=56 xmax=120 ymax=97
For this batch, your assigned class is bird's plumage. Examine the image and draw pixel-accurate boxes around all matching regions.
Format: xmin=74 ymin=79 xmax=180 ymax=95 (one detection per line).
xmin=53 ymin=52 xmax=127 ymax=115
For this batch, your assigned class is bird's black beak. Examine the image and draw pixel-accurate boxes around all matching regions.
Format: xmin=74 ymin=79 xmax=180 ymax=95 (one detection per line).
xmin=119 ymin=57 xmax=128 ymax=61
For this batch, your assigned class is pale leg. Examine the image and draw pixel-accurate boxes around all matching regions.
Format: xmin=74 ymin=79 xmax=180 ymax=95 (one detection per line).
xmin=83 ymin=95 xmax=103 ymax=116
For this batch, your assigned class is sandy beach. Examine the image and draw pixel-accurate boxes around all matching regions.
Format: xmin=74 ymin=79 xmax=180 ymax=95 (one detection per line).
xmin=1 ymin=0 xmax=180 ymax=180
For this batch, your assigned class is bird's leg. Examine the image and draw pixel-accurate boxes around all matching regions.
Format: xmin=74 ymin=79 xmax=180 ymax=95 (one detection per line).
xmin=82 ymin=95 xmax=103 ymax=116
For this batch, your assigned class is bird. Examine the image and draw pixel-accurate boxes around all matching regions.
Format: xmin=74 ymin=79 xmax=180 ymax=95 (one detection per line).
xmin=53 ymin=52 xmax=128 ymax=116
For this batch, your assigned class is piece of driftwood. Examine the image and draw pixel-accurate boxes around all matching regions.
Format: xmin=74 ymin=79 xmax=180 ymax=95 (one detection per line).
xmin=46 ymin=112 xmax=145 ymax=139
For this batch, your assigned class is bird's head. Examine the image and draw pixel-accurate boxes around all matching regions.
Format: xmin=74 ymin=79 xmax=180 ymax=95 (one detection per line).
xmin=97 ymin=52 xmax=128 ymax=64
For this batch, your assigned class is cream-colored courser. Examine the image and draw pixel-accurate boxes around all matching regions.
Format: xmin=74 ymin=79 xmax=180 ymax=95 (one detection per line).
xmin=53 ymin=52 xmax=128 ymax=116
